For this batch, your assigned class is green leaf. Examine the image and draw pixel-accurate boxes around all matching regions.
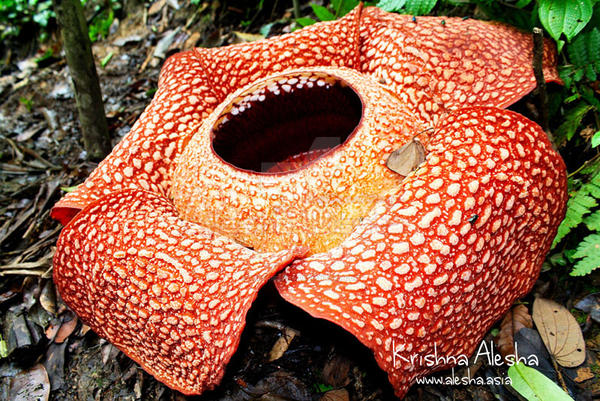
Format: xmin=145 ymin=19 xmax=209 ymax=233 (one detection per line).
xmin=586 ymin=171 xmax=600 ymax=198
xmin=331 ymin=0 xmax=359 ymax=16
xmin=61 ymin=185 xmax=79 ymax=193
xmin=592 ymin=131 xmax=600 ymax=148
xmin=508 ymin=362 xmax=575 ymax=401
xmin=376 ymin=0 xmax=406 ymax=12
xmin=296 ymin=17 xmax=317 ymax=27
xmin=581 ymin=158 xmax=600 ymax=176
xmin=0 ymin=334 xmax=7 ymax=358
xmin=101 ymin=52 xmax=113 ymax=68
xmin=311 ymin=4 xmax=335 ymax=21
xmin=313 ymin=383 xmax=334 ymax=393
xmin=404 ymin=0 xmax=437 ymax=15
xmin=538 ymin=0 xmax=593 ymax=42
xmin=376 ymin=0 xmax=436 ymax=14
xmin=515 ymin=0 xmax=533 ymax=8
xmin=19 ymin=96 xmax=33 ymax=112
xmin=571 ymin=233 xmax=600 ymax=275
xmin=34 ymin=49 xmax=54 ymax=64
xmin=581 ymin=85 xmax=600 ymax=110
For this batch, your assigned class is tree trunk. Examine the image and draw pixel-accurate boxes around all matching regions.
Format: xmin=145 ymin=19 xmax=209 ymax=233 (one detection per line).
xmin=53 ymin=0 xmax=111 ymax=160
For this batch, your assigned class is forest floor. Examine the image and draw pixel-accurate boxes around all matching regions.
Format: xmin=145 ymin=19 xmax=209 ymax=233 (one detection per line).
xmin=1 ymin=1 xmax=599 ymax=400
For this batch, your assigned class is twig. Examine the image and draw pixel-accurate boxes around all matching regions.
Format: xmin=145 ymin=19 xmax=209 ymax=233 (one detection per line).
xmin=550 ymin=356 xmax=568 ymax=393
xmin=292 ymin=0 xmax=300 ymax=19
xmin=533 ymin=27 xmax=552 ymax=143
xmin=0 ymin=256 xmax=53 ymax=271
xmin=270 ymin=0 xmax=279 ymax=20
xmin=2 ymin=136 xmax=61 ymax=170
xmin=0 ymin=182 xmax=44 ymax=247
xmin=568 ymin=152 xmax=600 ymax=178
xmin=0 ymin=269 xmax=47 ymax=276
xmin=2 ymin=135 xmax=24 ymax=161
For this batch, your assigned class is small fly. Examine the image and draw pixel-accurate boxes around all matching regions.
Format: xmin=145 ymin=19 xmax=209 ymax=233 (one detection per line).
xmin=468 ymin=214 xmax=479 ymax=224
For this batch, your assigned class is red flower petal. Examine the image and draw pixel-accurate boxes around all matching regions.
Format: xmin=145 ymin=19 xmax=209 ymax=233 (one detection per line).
xmin=196 ymin=5 xmax=363 ymax=95
xmin=359 ymin=7 xmax=561 ymax=125
xmin=275 ymin=106 xmax=567 ymax=398
xmin=51 ymin=50 xmax=210 ymax=225
xmin=53 ymin=189 xmax=306 ymax=394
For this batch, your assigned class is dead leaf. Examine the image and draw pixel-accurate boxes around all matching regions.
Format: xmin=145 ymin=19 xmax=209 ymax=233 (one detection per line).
xmin=322 ymin=355 xmax=351 ymax=387
xmin=573 ymin=366 xmax=594 ymax=383
xmin=112 ymin=35 xmax=144 ymax=46
xmin=15 ymin=123 xmax=44 ymax=142
xmin=153 ymin=29 xmax=179 ymax=59
xmin=237 ymin=371 xmax=311 ymax=401
xmin=148 ymin=0 xmax=166 ymax=16
xmin=54 ymin=314 xmax=78 ymax=343
xmin=232 ymin=31 xmax=265 ymax=44
xmin=183 ymin=31 xmax=202 ymax=50
xmin=533 ymin=298 xmax=586 ymax=368
xmin=580 ymin=127 xmax=596 ymax=141
xmin=44 ymin=342 xmax=67 ymax=391
xmin=321 ymin=389 xmax=349 ymax=401
xmin=496 ymin=304 xmax=533 ymax=361
xmin=386 ymin=139 xmax=426 ymax=176
xmin=268 ymin=326 xmax=299 ymax=361
xmin=166 ymin=0 xmax=179 ymax=10
xmin=80 ymin=324 xmax=91 ymax=336
xmin=39 ymin=280 xmax=56 ymax=314
xmin=45 ymin=319 xmax=60 ymax=340
xmin=101 ymin=343 xmax=120 ymax=364
xmin=0 ymin=283 xmax=20 ymax=304
xmin=9 ymin=364 xmax=50 ymax=401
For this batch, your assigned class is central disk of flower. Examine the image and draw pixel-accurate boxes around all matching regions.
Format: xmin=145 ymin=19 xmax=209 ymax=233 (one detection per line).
xmin=172 ymin=68 xmax=420 ymax=254
xmin=211 ymin=74 xmax=362 ymax=173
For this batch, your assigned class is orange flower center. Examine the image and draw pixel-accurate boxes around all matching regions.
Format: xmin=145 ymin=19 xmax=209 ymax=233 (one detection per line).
xmin=172 ymin=68 xmax=421 ymax=254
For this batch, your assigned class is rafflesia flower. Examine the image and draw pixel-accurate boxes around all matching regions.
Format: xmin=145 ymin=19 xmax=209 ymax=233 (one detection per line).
xmin=52 ymin=5 xmax=567 ymax=398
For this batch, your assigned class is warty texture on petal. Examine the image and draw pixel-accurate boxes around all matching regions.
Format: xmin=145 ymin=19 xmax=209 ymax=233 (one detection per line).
xmin=275 ymin=106 xmax=567 ymax=398
xmin=53 ymin=189 xmax=306 ymax=394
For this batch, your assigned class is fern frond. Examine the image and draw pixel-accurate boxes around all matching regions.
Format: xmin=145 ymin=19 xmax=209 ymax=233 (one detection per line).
xmin=584 ymin=210 xmax=600 ymax=231
xmin=586 ymin=171 xmax=600 ymax=197
xmin=552 ymin=192 xmax=598 ymax=247
xmin=553 ymin=169 xmax=600 ymax=245
xmin=571 ymin=233 xmax=600 ymax=276
xmin=568 ymin=32 xmax=588 ymax=66
xmin=566 ymin=28 xmax=600 ymax=82
xmin=555 ymin=103 xmax=594 ymax=143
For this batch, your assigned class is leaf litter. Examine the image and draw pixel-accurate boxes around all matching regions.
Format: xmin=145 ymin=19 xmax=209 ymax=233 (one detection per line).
xmin=533 ymin=298 xmax=586 ymax=368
